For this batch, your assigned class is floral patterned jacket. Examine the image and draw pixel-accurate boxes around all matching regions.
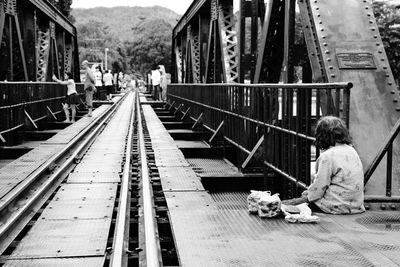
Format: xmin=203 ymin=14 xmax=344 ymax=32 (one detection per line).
xmin=307 ymin=144 xmax=365 ymax=214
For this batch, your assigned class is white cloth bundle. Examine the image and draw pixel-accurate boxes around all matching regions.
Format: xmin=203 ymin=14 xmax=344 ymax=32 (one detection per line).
xmin=281 ymin=203 xmax=320 ymax=223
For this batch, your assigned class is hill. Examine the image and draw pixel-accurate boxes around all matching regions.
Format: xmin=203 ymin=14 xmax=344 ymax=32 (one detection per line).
xmin=71 ymin=6 xmax=180 ymax=42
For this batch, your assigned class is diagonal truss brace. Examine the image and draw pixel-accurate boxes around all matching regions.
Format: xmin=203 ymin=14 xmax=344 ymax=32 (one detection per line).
xmin=218 ymin=3 xmax=239 ymax=83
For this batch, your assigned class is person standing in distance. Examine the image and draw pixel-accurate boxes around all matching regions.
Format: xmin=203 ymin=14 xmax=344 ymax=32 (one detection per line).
xmin=52 ymin=72 xmax=79 ymax=123
xmin=103 ymin=69 xmax=113 ymax=101
xmin=81 ymin=60 xmax=95 ymax=117
xmin=151 ymin=65 xmax=161 ymax=101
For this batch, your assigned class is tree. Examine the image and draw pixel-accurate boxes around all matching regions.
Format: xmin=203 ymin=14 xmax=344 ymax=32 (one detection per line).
xmin=54 ymin=0 xmax=73 ymax=21
xmin=373 ymin=1 xmax=400 ymax=81
xmin=125 ymin=18 xmax=173 ymax=76
xmin=76 ymin=20 xmax=129 ymax=73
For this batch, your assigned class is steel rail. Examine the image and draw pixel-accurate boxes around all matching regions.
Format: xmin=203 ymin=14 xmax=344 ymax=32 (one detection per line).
xmin=0 ymin=93 xmax=130 ymax=247
xmin=110 ymin=92 xmax=137 ymax=267
xmin=137 ymin=95 xmax=162 ymax=267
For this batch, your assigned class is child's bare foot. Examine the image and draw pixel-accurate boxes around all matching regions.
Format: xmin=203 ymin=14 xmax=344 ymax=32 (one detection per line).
xmin=63 ymin=119 xmax=71 ymax=123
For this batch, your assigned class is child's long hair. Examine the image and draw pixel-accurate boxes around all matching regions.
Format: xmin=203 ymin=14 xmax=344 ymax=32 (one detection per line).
xmin=314 ymin=116 xmax=352 ymax=150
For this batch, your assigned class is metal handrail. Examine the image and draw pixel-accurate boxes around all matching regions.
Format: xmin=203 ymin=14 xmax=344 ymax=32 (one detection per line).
xmin=169 ymin=93 xmax=316 ymax=141
xmin=171 ymin=82 xmax=352 ymax=89
xmin=168 ymin=82 xmax=352 ymax=189
xmin=364 ymin=117 xmax=400 ymax=197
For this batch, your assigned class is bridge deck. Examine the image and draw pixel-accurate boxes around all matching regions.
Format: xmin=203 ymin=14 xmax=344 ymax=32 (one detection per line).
xmin=1 ymin=94 xmax=400 ymax=266
xmin=2 ymin=94 xmax=133 ymax=266
xmin=142 ymin=99 xmax=400 ymax=267
xmin=0 ymin=104 xmax=111 ymax=201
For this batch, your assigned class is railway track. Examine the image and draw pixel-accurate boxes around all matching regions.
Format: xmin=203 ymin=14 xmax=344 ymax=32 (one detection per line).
xmin=0 ymin=91 xmax=179 ymax=267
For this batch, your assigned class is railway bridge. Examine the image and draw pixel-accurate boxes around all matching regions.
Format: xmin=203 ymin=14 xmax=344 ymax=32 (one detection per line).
xmin=0 ymin=0 xmax=400 ymax=266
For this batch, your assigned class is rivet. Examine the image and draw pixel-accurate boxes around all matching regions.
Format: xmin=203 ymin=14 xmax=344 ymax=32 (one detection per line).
xmin=325 ymin=50 xmax=330 ymax=54
xmin=378 ymin=50 xmax=383 ymax=53
xmin=365 ymin=204 xmax=370 ymax=210
xmin=389 ymin=83 xmax=393 ymax=86
xmin=316 ymin=7 xmax=319 ymax=10
xmin=365 ymin=6 xmax=369 ymax=9
xmin=376 ymin=43 xmax=380 ymax=46
xmin=329 ymin=66 xmax=333 ymax=69
xmin=394 ymin=99 xmax=398 ymax=103
xmin=383 ymin=66 xmax=388 ymax=69
xmin=390 ymin=204 xmax=396 ymax=210
xmin=367 ymin=13 xmax=371 ymax=17
xmin=321 ymin=28 xmax=324 ymax=31
xmin=386 ymin=74 xmax=390 ymax=77
xmin=369 ymin=20 xmax=373 ymax=24
xmin=323 ymin=43 xmax=328 ymax=46
xmin=331 ymin=74 xmax=336 ymax=78
xmin=381 ymin=204 xmax=386 ymax=210
xmin=319 ymin=21 xmax=322 ymax=24
xmin=381 ymin=58 xmax=385 ymax=61
xmin=327 ymin=58 xmax=332 ymax=62
xmin=317 ymin=14 xmax=321 ymax=17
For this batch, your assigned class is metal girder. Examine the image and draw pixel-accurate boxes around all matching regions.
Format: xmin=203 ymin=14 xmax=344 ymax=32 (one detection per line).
xmin=218 ymin=1 xmax=239 ymax=83
xmin=253 ymin=0 xmax=286 ymax=83
xmin=0 ymin=0 xmax=78 ymax=81
xmin=64 ymin=44 xmax=73 ymax=73
xmin=175 ymin=44 xmax=183 ymax=83
xmin=0 ymin=0 xmax=28 ymax=81
xmin=299 ymin=0 xmax=400 ymax=196
xmin=185 ymin=26 xmax=193 ymax=83
xmin=36 ymin=29 xmax=50 ymax=81
xmin=239 ymin=0 xmax=266 ymax=82
xmin=27 ymin=0 xmax=75 ymax=36
xmin=190 ymin=27 xmax=201 ymax=83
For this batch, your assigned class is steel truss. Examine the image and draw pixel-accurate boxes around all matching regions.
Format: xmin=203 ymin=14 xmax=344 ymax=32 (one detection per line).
xmin=172 ymin=0 xmax=400 ymax=196
xmin=0 ymin=0 xmax=79 ymax=81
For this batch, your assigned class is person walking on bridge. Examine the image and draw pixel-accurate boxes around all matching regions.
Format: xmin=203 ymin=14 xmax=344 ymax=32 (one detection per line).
xmin=52 ymin=72 xmax=79 ymax=123
xmin=82 ymin=60 xmax=96 ymax=117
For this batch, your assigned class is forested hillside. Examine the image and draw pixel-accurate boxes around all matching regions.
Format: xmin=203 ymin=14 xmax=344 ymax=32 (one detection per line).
xmin=71 ymin=6 xmax=180 ymax=77
xmin=72 ymin=6 xmax=179 ymax=42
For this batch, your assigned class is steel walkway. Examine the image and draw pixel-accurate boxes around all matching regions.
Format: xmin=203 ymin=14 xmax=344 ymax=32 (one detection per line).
xmin=142 ymin=98 xmax=400 ymax=267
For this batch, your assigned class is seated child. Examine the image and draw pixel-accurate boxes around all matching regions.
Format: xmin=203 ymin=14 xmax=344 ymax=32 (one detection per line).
xmin=283 ymin=116 xmax=365 ymax=214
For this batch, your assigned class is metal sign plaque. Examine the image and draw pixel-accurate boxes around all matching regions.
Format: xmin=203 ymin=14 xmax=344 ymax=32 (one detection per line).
xmin=336 ymin=53 xmax=376 ymax=69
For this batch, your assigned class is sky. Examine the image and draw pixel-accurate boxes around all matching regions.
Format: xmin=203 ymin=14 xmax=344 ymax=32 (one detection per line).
xmin=71 ymin=0 xmax=194 ymax=14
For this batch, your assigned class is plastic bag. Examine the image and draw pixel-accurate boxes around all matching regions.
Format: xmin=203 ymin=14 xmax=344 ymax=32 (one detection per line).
xmin=258 ymin=193 xmax=281 ymax=218
xmin=247 ymin=190 xmax=271 ymax=214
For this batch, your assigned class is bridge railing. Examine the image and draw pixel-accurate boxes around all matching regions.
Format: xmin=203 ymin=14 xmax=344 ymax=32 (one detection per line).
xmin=168 ymin=82 xmax=352 ymax=190
xmin=0 ymin=82 xmax=85 ymax=145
